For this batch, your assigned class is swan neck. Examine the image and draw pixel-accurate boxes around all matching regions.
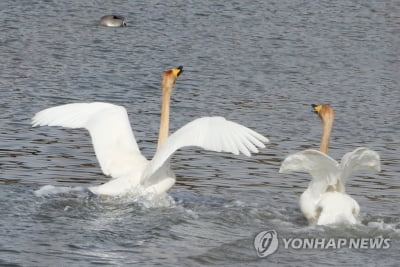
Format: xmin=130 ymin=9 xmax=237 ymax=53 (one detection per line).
xmin=157 ymin=89 xmax=171 ymax=150
xmin=320 ymin=117 xmax=333 ymax=154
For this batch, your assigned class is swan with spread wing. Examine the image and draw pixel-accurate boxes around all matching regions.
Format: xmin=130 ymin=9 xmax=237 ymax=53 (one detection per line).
xmin=32 ymin=66 xmax=268 ymax=196
xmin=279 ymin=104 xmax=380 ymax=225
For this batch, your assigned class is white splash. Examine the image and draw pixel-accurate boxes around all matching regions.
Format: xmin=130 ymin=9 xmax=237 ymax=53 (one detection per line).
xmin=34 ymin=185 xmax=86 ymax=197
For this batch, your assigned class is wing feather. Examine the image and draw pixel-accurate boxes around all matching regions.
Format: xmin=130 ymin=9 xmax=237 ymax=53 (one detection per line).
xmin=32 ymin=102 xmax=146 ymax=178
xmin=279 ymin=149 xmax=340 ymax=197
xmin=339 ymin=147 xmax=381 ymax=183
xmin=141 ymin=117 xmax=268 ymax=187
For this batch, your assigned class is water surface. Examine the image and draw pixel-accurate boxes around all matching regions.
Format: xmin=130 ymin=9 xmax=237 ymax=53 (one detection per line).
xmin=0 ymin=0 xmax=399 ymax=266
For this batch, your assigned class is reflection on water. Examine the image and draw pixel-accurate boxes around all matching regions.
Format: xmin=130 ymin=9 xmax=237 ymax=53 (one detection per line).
xmin=0 ymin=0 xmax=399 ymax=265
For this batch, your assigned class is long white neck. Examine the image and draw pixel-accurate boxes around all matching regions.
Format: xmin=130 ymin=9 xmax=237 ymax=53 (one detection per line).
xmin=320 ymin=116 xmax=333 ymax=154
xmin=157 ymin=89 xmax=171 ymax=150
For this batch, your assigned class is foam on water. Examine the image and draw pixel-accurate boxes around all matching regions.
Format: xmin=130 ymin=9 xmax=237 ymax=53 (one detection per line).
xmin=34 ymin=184 xmax=399 ymax=239
xmin=366 ymin=220 xmax=400 ymax=236
xmin=34 ymin=184 xmax=86 ymax=197
xmin=34 ymin=184 xmax=177 ymax=209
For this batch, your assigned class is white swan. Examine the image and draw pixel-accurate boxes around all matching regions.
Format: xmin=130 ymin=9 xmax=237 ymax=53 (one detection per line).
xmin=100 ymin=15 xmax=126 ymax=27
xmin=32 ymin=66 xmax=268 ymax=197
xmin=279 ymin=104 xmax=380 ymax=225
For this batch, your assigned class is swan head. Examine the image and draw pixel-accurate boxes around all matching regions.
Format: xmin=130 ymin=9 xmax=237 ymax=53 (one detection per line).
xmin=311 ymin=104 xmax=334 ymax=122
xmin=162 ymin=66 xmax=183 ymax=93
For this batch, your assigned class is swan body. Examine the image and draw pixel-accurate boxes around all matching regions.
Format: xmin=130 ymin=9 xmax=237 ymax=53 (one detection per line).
xmin=100 ymin=15 xmax=126 ymax=27
xmin=32 ymin=103 xmax=267 ymax=196
xmin=32 ymin=68 xmax=268 ymax=197
xmin=279 ymin=104 xmax=381 ymax=225
xmin=280 ymin=148 xmax=380 ymax=225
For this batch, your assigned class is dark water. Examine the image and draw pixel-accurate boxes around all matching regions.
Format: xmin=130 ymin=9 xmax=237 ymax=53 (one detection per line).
xmin=0 ymin=0 xmax=399 ymax=266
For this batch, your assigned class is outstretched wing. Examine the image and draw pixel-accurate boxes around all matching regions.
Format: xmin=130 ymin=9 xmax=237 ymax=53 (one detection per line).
xmin=141 ymin=117 xmax=268 ymax=187
xmin=279 ymin=149 xmax=340 ymax=197
xmin=339 ymin=147 xmax=381 ymax=183
xmin=32 ymin=102 xmax=147 ymax=178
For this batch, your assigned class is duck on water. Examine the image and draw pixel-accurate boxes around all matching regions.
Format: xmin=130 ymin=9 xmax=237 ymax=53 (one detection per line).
xmin=100 ymin=15 xmax=126 ymax=27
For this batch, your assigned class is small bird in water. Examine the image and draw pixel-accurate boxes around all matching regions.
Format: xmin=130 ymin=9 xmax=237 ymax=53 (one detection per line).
xmin=100 ymin=15 xmax=126 ymax=27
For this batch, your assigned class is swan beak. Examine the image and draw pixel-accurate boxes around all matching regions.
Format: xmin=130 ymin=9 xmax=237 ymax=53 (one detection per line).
xmin=172 ymin=66 xmax=183 ymax=76
xmin=311 ymin=104 xmax=322 ymax=114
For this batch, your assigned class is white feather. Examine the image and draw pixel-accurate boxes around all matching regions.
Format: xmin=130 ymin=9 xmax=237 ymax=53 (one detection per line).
xmin=279 ymin=149 xmax=339 ymax=197
xmin=32 ymin=103 xmax=268 ymax=196
xmin=279 ymin=147 xmax=380 ymax=225
xmin=32 ymin=102 xmax=147 ymax=179
xmin=340 ymin=147 xmax=381 ymax=184
xmin=141 ymin=117 xmax=269 ymax=188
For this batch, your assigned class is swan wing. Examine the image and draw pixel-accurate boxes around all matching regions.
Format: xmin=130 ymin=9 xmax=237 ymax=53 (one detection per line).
xmin=279 ymin=149 xmax=340 ymax=197
xmin=339 ymin=147 xmax=381 ymax=183
xmin=32 ymin=102 xmax=147 ymax=178
xmin=141 ymin=116 xmax=269 ymax=187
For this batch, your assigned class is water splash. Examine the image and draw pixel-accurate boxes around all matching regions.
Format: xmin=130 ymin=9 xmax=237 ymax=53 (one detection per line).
xmin=34 ymin=184 xmax=86 ymax=197
xmin=34 ymin=184 xmax=177 ymax=209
